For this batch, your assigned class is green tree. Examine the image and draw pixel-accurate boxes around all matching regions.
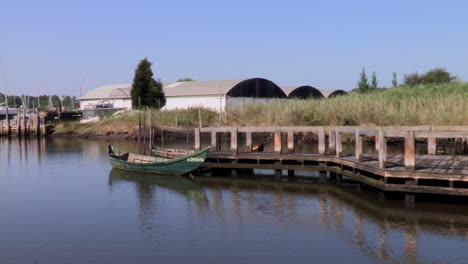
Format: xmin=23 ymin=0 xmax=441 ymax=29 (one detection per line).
xmin=357 ymin=68 xmax=370 ymax=93
xmin=176 ymin=77 xmax=194 ymax=82
xmin=131 ymin=58 xmax=166 ymax=109
xmin=403 ymin=68 xmax=456 ymax=87
xmin=392 ymin=72 xmax=398 ymax=88
xmin=370 ymin=72 xmax=378 ymax=90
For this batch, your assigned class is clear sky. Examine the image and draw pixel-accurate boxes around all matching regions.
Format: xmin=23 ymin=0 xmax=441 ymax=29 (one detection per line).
xmin=1 ymin=0 xmax=467 ymax=96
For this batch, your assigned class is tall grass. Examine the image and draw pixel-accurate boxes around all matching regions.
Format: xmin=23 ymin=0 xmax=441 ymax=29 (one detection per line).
xmin=53 ymin=82 xmax=468 ymax=135
xmin=228 ymin=82 xmax=468 ymax=126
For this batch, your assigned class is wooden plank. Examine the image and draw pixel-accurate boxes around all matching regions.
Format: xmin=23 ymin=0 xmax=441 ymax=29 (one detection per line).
xmin=404 ymin=131 xmax=415 ymax=170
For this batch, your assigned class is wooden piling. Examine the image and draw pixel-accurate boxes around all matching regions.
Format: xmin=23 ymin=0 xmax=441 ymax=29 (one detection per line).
xmin=35 ymin=108 xmax=40 ymax=136
xmin=335 ymin=129 xmax=342 ymax=157
xmin=274 ymin=130 xmax=282 ymax=154
xmin=5 ymin=107 xmax=10 ymax=136
xmin=318 ymin=127 xmax=326 ymax=155
xmin=16 ymin=109 xmax=21 ymax=137
xmin=287 ymin=131 xmax=294 ymax=152
xmin=194 ymin=127 xmax=201 ymax=151
xmin=355 ymin=128 xmax=362 ymax=161
xmin=246 ymin=131 xmax=252 ymax=152
xmin=404 ymin=130 xmax=415 ymax=170
xmin=378 ymin=128 xmax=387 ymax=169
xmin=428 ymin=125 xmax=436 ymax=155
xmin=23 ymin=108 xmax=27 ymax=136
xmin=231 ymin=128 xmax=238 ymax=153
xmin=211 ymin=131 xmax=218 ymax=151
xmin=328 ymin=129 xmax=336 ymax=154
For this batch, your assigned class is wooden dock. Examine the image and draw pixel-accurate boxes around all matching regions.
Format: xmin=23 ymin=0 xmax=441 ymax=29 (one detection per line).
xmin=193 ymin=126 xmax=468 ymax=202
xmin=0 ymin=108 xmax=46 ymax=137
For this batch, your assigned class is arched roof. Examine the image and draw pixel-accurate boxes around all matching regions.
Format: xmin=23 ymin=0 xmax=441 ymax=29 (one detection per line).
xmin=163 ymin=78 xmax=286 ymax=98
xmin=282 ymin=85 xmax=324 ymax=99
xmin=80 ymin=84 xmax=131 ymax=100
xmin=319 ymin=89 xmax=348 ymax=98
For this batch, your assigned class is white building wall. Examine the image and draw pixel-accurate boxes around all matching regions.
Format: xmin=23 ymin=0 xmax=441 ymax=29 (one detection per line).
xmin=164 ymin=96 xmax=226 ymax=111
xmin=80 ymin=99 xmax=132 ymax=110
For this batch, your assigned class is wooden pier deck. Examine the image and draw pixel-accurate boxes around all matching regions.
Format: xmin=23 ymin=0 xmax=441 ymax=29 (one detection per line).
xmin=193 ymin=126 xmax=468 ymax=201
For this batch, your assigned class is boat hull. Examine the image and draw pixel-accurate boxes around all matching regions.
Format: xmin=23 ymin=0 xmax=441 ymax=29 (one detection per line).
xmin=108 ymin=145 xmax=210 ymax=176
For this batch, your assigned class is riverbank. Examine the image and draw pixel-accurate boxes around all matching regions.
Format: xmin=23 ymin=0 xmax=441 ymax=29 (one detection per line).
xmin=51 ymin=82 xmax=468 ymax=138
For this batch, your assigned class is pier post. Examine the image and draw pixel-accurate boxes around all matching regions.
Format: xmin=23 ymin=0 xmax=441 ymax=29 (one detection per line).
xmin=35 ymin=108 xmax=40 ymax=136
xmin=428 ymin=125 xmax=436 ymax=155
xmin=328 ymin=129 xmax=336 ymax=155
xmin=318 ymin=127 xmax=326 ymax=155
xmin=246 ymin=131 xmax=252 ymax=152
xmin=319 ymin=171 xmax=327 ymax=183
xmin=23 ymin=108 xmax=27 ymax=136
xmin=231 ymin=128 xmax=238 ymax=153
xmin=404 ymin=131 xmax=415 ymax=170
xmin=335 ymin=129 xmax=342 ymax=157
xmin=355 ymin=128 xmax=362 ymax=161
xmin=41 ymin=117 xmax=46 ymax=135
xmin=287 ymin=131 xmax=294 ymax=152
xmin=375 ymin=135 xmax=380 ymax=151
xmin=274 ymin=130 xmax=282 ymax=154
xmin=378 ymin=128 xmax=387 ymax=169
xmin=5 ymin=107 xmax=10 ymax=136
xmin=287 ymin=170 xmax=295 ymax=177
xmin=405 ymin=194 xmax=415 ymax=205
xmin=194 ymin=127 xmax=201 ymax=151
xmin=16 ymin=108 xmax=21 ymax=137
xmin=211 ymin=131 xmax=218 ymax=151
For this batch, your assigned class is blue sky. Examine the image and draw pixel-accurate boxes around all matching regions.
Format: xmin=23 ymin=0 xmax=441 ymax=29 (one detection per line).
xmin=1 ymin=0 xmax=467 ymax=96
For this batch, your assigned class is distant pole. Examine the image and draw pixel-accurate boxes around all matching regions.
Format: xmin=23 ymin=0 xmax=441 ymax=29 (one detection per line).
xmin=160 ymin=99 xmax=164 ymax=149
xmin=138 ymin=97 xmax=141 ymax=151
xmin=219 ymin=86 xmax=222 ymax=127
xmin=5 ymin=107 xmax=10 ymax=136
xmin=148 ymin=107 xmax=152 ymax=151
xmin=23 ymin=107 xmax=27 ymax=136
xmin=36 ymin=107 xmax=40 ymax=136
xmin=198 ymin=108 xmax=202 ymax=129
xmin=186 ymin=108 xmax=189 ymax=153
xmin=175 ymin=108 xmax=178 ymax=127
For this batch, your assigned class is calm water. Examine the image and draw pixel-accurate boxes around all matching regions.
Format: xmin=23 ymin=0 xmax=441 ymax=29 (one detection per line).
xmin=1 ymin=138 xmax=468 ymax=264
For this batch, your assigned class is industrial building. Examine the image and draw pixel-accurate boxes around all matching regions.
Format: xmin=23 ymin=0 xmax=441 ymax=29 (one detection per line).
xmin=79 ymin=78 xmax=347 ymax=111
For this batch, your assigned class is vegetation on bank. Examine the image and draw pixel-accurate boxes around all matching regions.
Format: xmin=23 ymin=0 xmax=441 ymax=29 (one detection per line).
xmin=52 ymin=82 xmax=468 ymax=136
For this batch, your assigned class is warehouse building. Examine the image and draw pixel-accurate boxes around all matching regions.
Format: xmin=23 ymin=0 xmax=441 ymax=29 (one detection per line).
xmin=79 ymin=78 xmax=287 ymax=111
xmin=79 ymin=78 xmax=347 ymax=111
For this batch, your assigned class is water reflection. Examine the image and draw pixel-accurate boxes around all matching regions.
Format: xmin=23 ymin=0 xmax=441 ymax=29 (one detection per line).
xmin=1 ymin=138 xmax=468 ymax=263
xmin=192 ymin=177 xmax=468 ymax=263
xmin=108 ymin=169 xmax=209 ymax=231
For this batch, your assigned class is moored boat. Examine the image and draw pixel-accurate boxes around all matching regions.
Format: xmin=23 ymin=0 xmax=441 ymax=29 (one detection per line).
xmin=107 ymin=144 xmax=210 ymax=175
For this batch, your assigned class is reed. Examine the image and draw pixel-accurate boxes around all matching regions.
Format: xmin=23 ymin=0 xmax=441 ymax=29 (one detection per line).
xmin=52 ymin=82 xmax=468 ymax=136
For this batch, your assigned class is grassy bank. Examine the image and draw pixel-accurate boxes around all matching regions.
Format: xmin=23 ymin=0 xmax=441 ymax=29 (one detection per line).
xmin=53 ymin=82 xmax=468 ymax=135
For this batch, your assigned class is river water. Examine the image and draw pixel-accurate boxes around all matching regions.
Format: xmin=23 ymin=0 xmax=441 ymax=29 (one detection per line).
xmin=0 ymin=138 xmax=468 ymax=264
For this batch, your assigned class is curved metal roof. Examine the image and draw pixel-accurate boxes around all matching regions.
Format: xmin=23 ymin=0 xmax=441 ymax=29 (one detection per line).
xmin=163 ymin=79 xmax=247 ymax=97
xmin=282 ymin=85 xmax=324 ymax=99
xmin=80 ymin=84 xmax=131 ymax=100
xmin=319 ymin=89 xmax=348 ymax=98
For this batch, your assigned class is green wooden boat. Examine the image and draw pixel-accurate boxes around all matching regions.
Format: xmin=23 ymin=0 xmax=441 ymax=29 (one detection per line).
xmin=107 ymin=144 xmax=210 ymax=176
